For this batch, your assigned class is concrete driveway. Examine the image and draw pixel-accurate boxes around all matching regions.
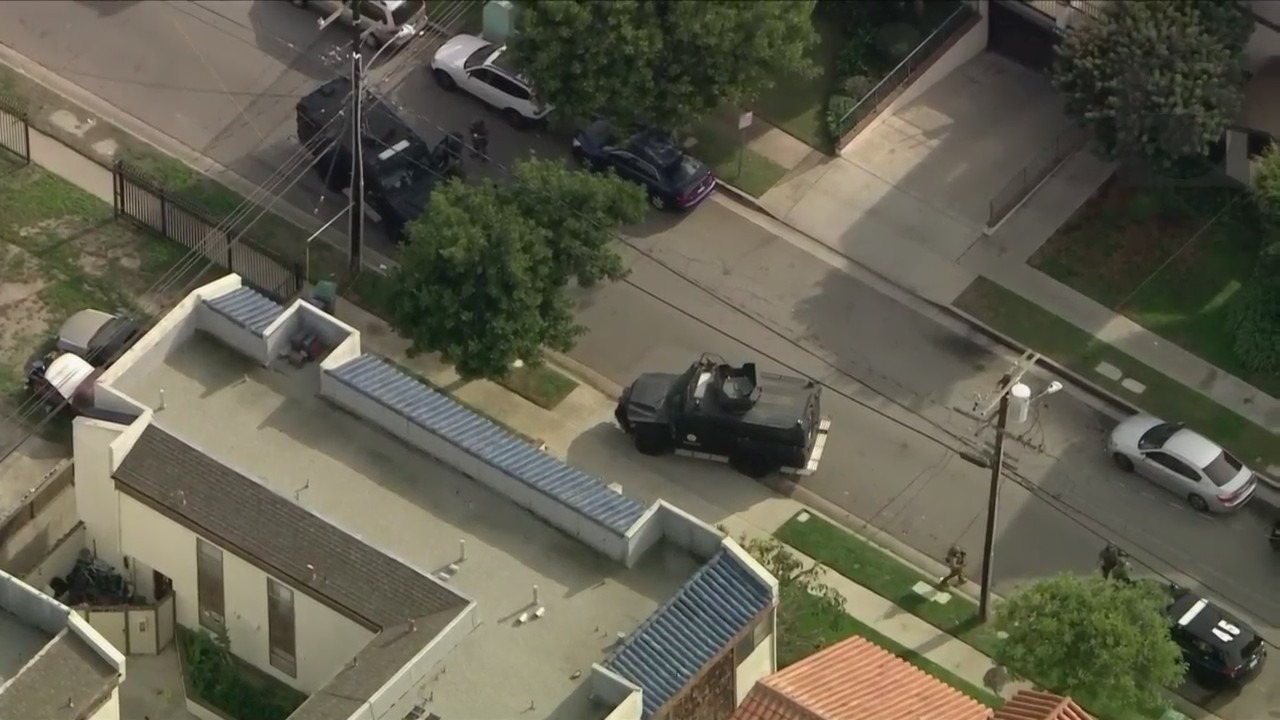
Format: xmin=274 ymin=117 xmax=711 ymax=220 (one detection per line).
xmin=760 ymin=52 xmax=1069 ymax=303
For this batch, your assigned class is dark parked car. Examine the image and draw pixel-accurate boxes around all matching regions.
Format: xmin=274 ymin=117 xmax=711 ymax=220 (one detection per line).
xmin=22 ymin=309 xmax=136 ymax=415
xmin=1167 ymin=584 xmax=1265 ymax=686
xmin=571 ymin=121 xmax=716 ymax=211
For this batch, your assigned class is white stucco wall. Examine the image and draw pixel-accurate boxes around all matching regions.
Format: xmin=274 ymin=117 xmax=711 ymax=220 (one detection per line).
xmin=73 ymin=419 xmax=128 ymax=570
xmin=734 ymin=621 xmax=775 ymax=705
xmin=116 ymin=493 xmax=375 ymax=692
xmin=85 ymin=685 xmax=120 ymax=720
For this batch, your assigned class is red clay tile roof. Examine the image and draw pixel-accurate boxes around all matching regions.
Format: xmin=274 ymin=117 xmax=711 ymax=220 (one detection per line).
xmin=994 ymin=690 xmax=1094 ymax=720
xmin=733 ymin=684 xmax=820 ymax=720
xmin=732 ymin=636 xmax=994 ymax=720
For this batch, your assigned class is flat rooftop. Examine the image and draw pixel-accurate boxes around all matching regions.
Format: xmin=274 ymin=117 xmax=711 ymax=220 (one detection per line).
xmin=115 ymin=334 xmax=700 ymax=719
xmin=0 ymin=608 xmax=49 ymax=683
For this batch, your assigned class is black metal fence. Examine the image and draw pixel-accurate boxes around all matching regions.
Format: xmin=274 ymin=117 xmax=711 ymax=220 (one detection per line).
xmin=0 ymin=92 xmax=32 ymax=165
xmin=112 ymin=162 xmax=303 ymax=302
xmin=987 ymin=125 xmax=1089 ymax=227
xmin=832 ymin=3 xmax=977 ymax=140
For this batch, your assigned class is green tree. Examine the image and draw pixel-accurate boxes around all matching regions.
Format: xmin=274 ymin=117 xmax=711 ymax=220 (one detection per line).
xmin=1230 ymin=273 xmax=1280 ymax=373
xmin=388 ymin=161 xmax=645 ymax=379
xmin=1253 ymin=143 xmax=1280 ymax=228
xmin=742 ymin=535 xmax=849 ymax=666
xmin=995 ymin=575 xmax=1185 ymax=718
xmin=1053 ymin=1 xmax=1247 ymax=166
xmin=509 ymin=0 xmax=817 ymax=130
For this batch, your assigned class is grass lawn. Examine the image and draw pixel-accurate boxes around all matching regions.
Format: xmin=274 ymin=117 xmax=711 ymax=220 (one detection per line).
xmin=779 ymin=577 xmax=1003 ymax=708
xmin=777 ymin=512 xmax=1004 ymax=657
xmin=753 ymin=17 xmax=839 ymax=152
xmin=502 ymin=364 xmax=579 ymax=410
xmin=689 ymin=120 xmax=788 ymax=198
xmin=0 ymin=159 xmax=192 ymax=436
xmin=1030 ymin=180 xmax=1280 ymax=398
xmin=0 ymin=64 xmax=346 ymax=286
xmin=777 ymin=511 xmax=1179 ymax=720
xmin=954 ymin=277 xmax=1280 ymax=472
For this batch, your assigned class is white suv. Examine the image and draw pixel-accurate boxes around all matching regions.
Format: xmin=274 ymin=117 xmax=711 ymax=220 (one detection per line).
xmin=430 ymin=34 xmax=551 ymax=127
xmin=292 ymin=0 xmax=425 ymax=48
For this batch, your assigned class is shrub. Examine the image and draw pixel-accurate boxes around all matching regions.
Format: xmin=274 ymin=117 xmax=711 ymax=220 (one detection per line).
xmin=1252 ymin=143 xmax=1280 ymax=227
xmin=181 ymin=627 xmax=305 ymax=720
xmin=874 ymin=22 xmax=922 ymax=66
xmin=842 ymin=75 xmax=878 ymax=101
xmin=833 ymin=27 xmax=876 ymax=79
xmin=1229 ymin=274 xmax=1280 ymax=373
xmin=826 ymin=95 xmax=859 ymax=140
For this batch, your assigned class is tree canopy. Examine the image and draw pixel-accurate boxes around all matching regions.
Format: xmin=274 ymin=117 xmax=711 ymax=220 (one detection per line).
xmin=1253 ymin=143 xmax=1280 ymax=228
xmin=994 ymin=575 xmax=1185 ymax=718
xmin=742 ymin=535 xmax=850 ymax=667
xmin=509 ymin=0 xmax=818 ymax=130
xmin=387 ymin=159 xmax=645 ymax=379
xmin=1053 ymin=0 xmax=1249 ymax=166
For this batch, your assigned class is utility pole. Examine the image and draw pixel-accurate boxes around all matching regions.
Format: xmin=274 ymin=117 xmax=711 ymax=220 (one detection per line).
xmin=347 ymin=3 xmax=365 ymax=274
xmin=978 ymin=372 xmax=1011 ymax=622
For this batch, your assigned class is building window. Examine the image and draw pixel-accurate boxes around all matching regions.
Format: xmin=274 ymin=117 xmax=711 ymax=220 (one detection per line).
xmin=735 ymin=612 xmax=773 ymax=666
xmin=267 ymin=578 xmax=297 ymax=677
xmin=196 ymin=539 xmax=225 ymax=631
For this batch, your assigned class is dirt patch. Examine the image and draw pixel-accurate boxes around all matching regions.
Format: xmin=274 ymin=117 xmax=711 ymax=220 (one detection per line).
xmin=0 ymin=163 xmax=197 ymax=395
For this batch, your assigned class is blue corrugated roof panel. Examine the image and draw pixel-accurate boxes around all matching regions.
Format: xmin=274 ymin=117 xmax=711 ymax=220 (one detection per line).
xmin=327 ymin=354 xmax=648 ymax=534
xmin=205 ymin=286 xmax=285 ymax=336
xmin=606 ymin=548 xmax=773 ymax=718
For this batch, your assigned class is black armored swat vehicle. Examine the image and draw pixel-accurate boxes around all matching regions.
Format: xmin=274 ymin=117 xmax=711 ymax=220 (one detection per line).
xmin=296 ymin=76 xmax=463 ymax=243
xmin=614 ymin=354 xmax=830 ymax=479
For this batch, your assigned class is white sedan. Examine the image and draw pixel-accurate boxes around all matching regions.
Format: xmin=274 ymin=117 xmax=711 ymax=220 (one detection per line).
xmin=430 ymin=34 xmax=551 ymax=127
xmin=1107 ymin=415 xmax=1257 ymax=513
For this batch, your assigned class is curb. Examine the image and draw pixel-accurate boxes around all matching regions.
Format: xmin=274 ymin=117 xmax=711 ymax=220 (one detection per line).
xmin=546 ymin=350 xmax=623 ymax=400
xmin=713 ymin=180 xmax=773 ymax=217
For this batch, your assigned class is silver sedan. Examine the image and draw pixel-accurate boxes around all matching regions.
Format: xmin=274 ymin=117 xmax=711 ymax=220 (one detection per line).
xmin=1107 ymin=415 xmax=1257 ymax=513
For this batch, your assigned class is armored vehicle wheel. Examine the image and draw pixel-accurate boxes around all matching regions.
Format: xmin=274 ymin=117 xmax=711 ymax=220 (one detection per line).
xmin=731 ymin=451 xmax=776 ymax=480
xmin=634 ymin=426 xmax=670 ymax=456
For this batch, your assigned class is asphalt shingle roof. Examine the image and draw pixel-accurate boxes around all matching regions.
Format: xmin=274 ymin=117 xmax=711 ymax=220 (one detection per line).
xmin=113 ymin=426 xmax=470 ymax=720
xmin=0 ymin=630 xmax=119 ymax=720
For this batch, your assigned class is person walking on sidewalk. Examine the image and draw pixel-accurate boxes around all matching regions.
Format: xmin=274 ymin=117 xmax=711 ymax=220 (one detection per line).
xmin=939 ymin=545 xmax=967 ymax=587
xmin=1099 ymin=542 xmax=1123 ymax=580
xmin=469 ymin=119 xmax=489 ymax=161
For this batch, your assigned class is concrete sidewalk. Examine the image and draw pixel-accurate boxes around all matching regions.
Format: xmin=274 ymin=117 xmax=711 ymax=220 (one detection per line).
xmin=960 ymin=149 xmax=1280 ymax=439
xmin=720 ymin=47 xmax=1280 ymax=441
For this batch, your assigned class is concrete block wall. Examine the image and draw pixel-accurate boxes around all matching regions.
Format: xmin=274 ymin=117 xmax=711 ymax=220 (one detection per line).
xmin=319 ymin=367 xmax=632 ymax=562
xmin=197 ymin=301 xmax=270 ymax=366
xmin=0 ymin=568 xmax=67 ymax=634
xmin=21 ymin=522 xmax=85 ymax=592
xmin=263 ymin=300 xmax=358 ymax=364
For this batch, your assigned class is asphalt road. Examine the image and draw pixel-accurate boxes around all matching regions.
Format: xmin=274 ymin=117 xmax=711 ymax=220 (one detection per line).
xmin=4 ymin=3 xmax=1280 ymax=714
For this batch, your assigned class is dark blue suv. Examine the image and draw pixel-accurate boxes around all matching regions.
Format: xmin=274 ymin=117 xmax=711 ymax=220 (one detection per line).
xmin=572 ymin=121 xmax=716 ymax=211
